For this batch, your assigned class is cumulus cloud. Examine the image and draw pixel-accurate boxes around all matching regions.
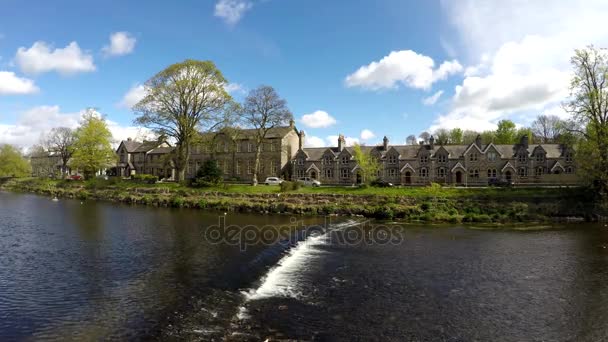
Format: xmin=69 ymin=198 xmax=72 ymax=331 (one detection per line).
xmin=345 ymin=50 xmax=462 ymax=90
xmin=224 ymin=82 xmax=245 ymax=94
xmin=326 ymin=135 xmax=359 ymax=147
xmin=0 ymin=106 xmax=151 ymax=148
xmin=119 ymin=84 xmax=147 ymax=109
xmin=102 ymin=32 xmax=136 ymax=57
xmin=300 ymin=110 xmax=337 ymax=128
xmin=0 ymin=71 xmax=39 ymax=95
xmin=422 ymin=90 xmax=443 ymax=106
xmin=360 ymin=129 xmax=375 ymax=140
xmin=14 ymin=41 xmax=96 ymax=75
xmin=304 ymin=135 xmax=325 ymax=148
xmin=214 ymin=0 xmax=253 ymax=25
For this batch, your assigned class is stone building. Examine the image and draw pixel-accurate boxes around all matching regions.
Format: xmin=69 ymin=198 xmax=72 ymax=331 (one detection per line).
xmin=116 ymin=138 xmax=175 ymax=179
xmin=293 ymin=134 xmax=579 ymax=186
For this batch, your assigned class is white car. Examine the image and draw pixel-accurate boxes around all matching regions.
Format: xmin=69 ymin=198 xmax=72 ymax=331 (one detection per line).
xmin=264 ymin=177 xmax=284 ymax=185
xmin=297 ymin=177 xmax=321 ymax=187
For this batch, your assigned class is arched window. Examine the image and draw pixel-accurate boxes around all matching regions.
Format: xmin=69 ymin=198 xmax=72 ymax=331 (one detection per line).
xmin=518 ymin=167 xmax=528 ymax=177
xmin=420 ymin=168 xmax=428 ymax=178
xmin=535 ymin=167 xmax=544 ymax=176
xmin=565 ymin=166 xmax=574 ymax=174
xmin=487 ymin=169 xmax=497 ymax=178
xmin=469 ymin=168 xmax=479 ymax=178
xmin=437 ymin=168 xmax=446 ymax=178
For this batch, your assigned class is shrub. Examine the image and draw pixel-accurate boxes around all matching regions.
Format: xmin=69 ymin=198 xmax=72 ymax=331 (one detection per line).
xmin=280 ymin=181 xmax=301 ymax=192
xmin=131 ymin=174 xmax=157 ymax=184
xmin=372 ymin=206 xmax=394 ymax=220
xmin=191 ymin=159 xmax=222 ymax=188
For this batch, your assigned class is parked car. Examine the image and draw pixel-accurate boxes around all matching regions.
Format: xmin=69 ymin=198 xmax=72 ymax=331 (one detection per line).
xmin=297 ymin=177 xmax=321 ymax=187
xmin=264 ymin=177 xmax=283 ymax=185
xmin=488 ymin=178 xmax=513 ymax=187
xmin=69 ymin=174 xmax=83 ymax=181
xmin=371 ymin=179 xmax=394 ymax=187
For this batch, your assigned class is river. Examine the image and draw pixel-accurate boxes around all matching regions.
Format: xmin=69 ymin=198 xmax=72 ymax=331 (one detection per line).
xmin=1 ymin=191 xmax=607 ymax=341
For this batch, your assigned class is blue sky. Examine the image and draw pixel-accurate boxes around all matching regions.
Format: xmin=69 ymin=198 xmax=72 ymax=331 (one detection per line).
xmin=1 ymin=0 xmax=608 ymax=148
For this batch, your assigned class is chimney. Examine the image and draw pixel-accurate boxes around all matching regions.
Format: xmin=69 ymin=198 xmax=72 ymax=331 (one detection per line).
xmin=383 ymin=136 xmax=389 ymax=151
xmin=127 ymin=137 xmax=132 ymax=142
xmin=475 ymin=135 xmax=482 ymax=148
xmin=298 ymin=130 xmax=305 ymax=150
xmin=338 ymin=134 xmax=346 ymax=152
xmin=289 ymin=119 xmax=295 ymax=129
xmin=521 ymin=135 xmax=529 ymax=148
xmin=429 ymin=135 xmax=435 ymax=149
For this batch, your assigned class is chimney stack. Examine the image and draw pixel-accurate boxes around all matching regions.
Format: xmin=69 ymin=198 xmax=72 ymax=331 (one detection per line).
xmin=338 ymin=134 xmax=346 ymax=152
xmin=383 ymin=136 xmax=389 ymax=151
xmin=475 ymin=135 xmax=482 ymax=148
xmin=429 ymin=135 xmax=435 ymax=149
xmin=298 ymin=130 xmax=305 ymax=150
xmin=289 ymin=119 xmax=295 ymax=129
xmin=521 ymin=135 xmax=529 ymax=148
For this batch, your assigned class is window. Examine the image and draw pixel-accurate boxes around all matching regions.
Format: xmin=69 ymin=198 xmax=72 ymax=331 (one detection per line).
xmin=437 ymin=168 xmax=446 ymax=178
xmin=388 ymin=169 xmax=397 ymax=177
xmin=438 ymin=154 xmax=447 ymax=163
xmin=566 ymin=166 xmax=574 ymax=174
xmin=341 ymin=156 xmax=349 ymax=164
xmin=340 ymin=168 xmax=349 ymax=178
xmin=270 ymin=161 xmax=277 ymax=174
xmin=298 ymin=158 xmax=304 ymax=165
xmin=420 ymin=155 xmax=429 ymax=163
xmin=236 ymin=160 xmax=241 ymax=174
xmin=487 ymin=152 xmax=497 ymax=162
xmin=565 ymin=154 xmax=573 ymax=163
xmin=248 ymin=143 xmax=253 ymax=153
xmin=297 ymin=169 xmax=306 ymax=178
xmin=388 ymin=155 xmax=397 ymax=164
xmin=518 ymin=154 xmax=527 ymax=163
xmin=247 ymin=160 xmax=252 ymax=174
xmin=224 ymin=142 xmax=229 ymax=153
xmin=204 ymin=145 xmax=210 ymax=153
xmin=323 ymin=156 xmax=333 ymax=165
xmin=535 ymin=154 xmax=544 ymax=162
xmin=535 ymin=167 xmax=543 ymax=176
xmin=236 ymin=142 xmax=241 ymax=152
xmin=487 ymin=169 xmax=497 ymax=178
xmin=420 ymin=168 xmax=428 ymax=178
xmin=469 ymin=168 xmax=479 ymax=178
xmin=469 ymin=153 xmax=478 ymax=162
xmin=324 ymin=168 xmax=333 ymax=179
xmin=518 ymin=167 xmax=528 ymax=177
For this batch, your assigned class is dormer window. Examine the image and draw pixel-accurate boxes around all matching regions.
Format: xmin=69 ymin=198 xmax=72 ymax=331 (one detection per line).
xmin=323 ymin=156 xmax=333 ymax=165
xmin=487 ymin=151 xmax=497 ymax=162
xmin=438 ymin=154 xmax=447 ymax=163
xmin=565 ymin=153 xmax=573 ymax=163
xmin=535 ymin=154 xmax=544 ymax=162
xmin=518 ymin=154 xmax=527 ymax=163
xmin=420 ymin=155 xmax=429 ymax=163
xmin=341 ymin=156 xmax=349 ymax=164
xmin=297 ymin=158 xmax=304 ymax=165
xmin=388 ymin=155 xmax=397 ymax=164
xmin=469 ymin=153 xmax=478 ymax=162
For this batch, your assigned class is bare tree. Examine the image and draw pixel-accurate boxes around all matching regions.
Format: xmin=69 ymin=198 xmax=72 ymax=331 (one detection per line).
xmin=242 ymin=85 xmax=293 ymax=186
xmin=134 ymin=60 xmax=232 ymax=181
xmin=406 ymin=135 xmax=417 ymax=145
xmin=419 ymin=131 xmax=431 ymax=144
xmin=44 ymin=127 xmax=75 ymax=175
xmin=433 ymin=128 xmax=450 ymax=145
xmin=531 ymin=115 xmax=563 ymax=143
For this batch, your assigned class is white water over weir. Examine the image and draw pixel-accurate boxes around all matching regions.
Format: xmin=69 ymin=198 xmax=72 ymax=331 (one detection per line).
xmin=236 ymin=219 xmax=363 ymax=320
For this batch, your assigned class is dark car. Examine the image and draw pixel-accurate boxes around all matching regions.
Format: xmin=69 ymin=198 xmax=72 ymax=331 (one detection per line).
xmin=371 ymin=179 xmax=394 ymax=187
xmin=488 ymin=178 xmax=513 ymax=187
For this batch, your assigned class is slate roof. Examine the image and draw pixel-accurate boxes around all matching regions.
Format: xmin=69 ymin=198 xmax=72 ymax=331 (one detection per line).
xmin=149 ymin=147 xmax=174 ymax=154
xmin=199 ymin=125 xmax=298 ymax=140
xmin=121 ymin=139 xmax=142 ymax=153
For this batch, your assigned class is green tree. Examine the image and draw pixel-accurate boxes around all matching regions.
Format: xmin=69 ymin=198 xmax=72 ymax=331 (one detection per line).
xmin=352 ymin=144 xmax=380 ymax=184
xmin=0 ymin=144 xmax=31 ymax=177
xmin=448 ymin=128 xmax=463 ymax=144
xmin=563 ymin=46 xmax=608 ymax=195
xmin=71 ymin=109 xmax=115 ymax=179
xmin=193 ymin=159 xmax=223 ymax=187
xmin=134 ymin=59 xmax=232 ymax=181
xmin=494 ymin=120 xmax=517 ymax=144
xmin=242 ymin=85 xmax=293 ymax=186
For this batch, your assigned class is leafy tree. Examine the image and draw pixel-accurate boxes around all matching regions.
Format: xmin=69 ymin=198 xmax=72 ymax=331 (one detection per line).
xmin=193 ymin=159 xmax=223 ymax=187
xmin=44 ymin=127 xmax=75 ymax=175
xmin=433 ymin=128 xmax=450 ymax=145
xmin=134 ymin=59 xmax=232 ymax=181
xmin=352 ymin=143 xmax=380 ymax=184
xmin=71 ymin=109 xmax=115 ymax=179
xmin=462 ymin=130 xmax=480 ymax=144
xmin=419 ymin=131 xmax=431 ymax=144
xmin=406 ymin=134 xmax=417 ymax=145
xmin=448 ymin=128 xmax=463 ymax=144
xmin=242 ymin=85 xmax=293 ymax=186
xmin=0 ymin=144 xmax=31 ymax=177
xmin=563 ymin=46 xmax=608 ymax=195
xmin=531 ymin=115 xmax=564 ymax=143
xmin=494 ymin=120 xmax=517 ymax=144
xmin=480 ymin=130 xmax=496 ymax=144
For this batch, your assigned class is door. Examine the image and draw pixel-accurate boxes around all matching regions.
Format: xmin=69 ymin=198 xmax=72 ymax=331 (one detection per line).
xmin=356 ymin=171 xmax=362 ymax=184
xmin=310 ymin=171 xmax=317 ymax=180
xmin=455 ymin=171 xmax=462 ymax=184
xmin=405 ymin=172 xmax=411 ymax=184
xmin=505 ymin=171 xmax=512 ymax=181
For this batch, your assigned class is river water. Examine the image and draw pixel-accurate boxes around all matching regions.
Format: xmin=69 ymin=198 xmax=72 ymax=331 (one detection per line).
xmin=1 ymin=191 xmax=608 ymax=341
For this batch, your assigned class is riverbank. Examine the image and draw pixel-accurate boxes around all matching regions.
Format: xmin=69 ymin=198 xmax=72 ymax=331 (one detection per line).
xmin=2 ymin=178 xmax=603 ymax=223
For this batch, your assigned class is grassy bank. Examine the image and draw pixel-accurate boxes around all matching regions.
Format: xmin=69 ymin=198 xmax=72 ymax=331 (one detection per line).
xmin=2 ymin=177 xmax=602 ymax=223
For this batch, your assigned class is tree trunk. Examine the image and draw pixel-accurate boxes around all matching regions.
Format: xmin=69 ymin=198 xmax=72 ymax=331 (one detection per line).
xmin=252 ymin=147 xmax=261 ymax=186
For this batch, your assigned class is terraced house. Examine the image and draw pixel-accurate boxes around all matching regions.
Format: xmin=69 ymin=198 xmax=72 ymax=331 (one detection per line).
xmin=294 ymin=134 xmax=579 ymax=186
xmin=116 ymin=138 xmax=174 ymax=178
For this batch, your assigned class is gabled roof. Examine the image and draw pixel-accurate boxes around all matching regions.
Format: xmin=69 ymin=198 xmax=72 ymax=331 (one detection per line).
xmin=501 ymin=162 xmax=516 ymax=172
xmin=451 ymin=162 xmax=466 ymax=173
xmin=306 ymin=163 xmax=320 ymax=173
xmin=133 ymin=140 xmax=164 ymax=153
xmin=149 ymin=147 xmax=174 ymax=154
xmin=463 ymin=142 xmax=483 ymax=155
xmin=551 ymin=161 xmax=565 ymax=172
xmin=118 ymin=139 xmax=143 ymax=153
xmin=400 ymin=163 xmax=416 ymax=173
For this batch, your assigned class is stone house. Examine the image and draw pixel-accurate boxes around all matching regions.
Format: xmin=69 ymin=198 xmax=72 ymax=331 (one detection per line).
xmin=116 ymin=138 xmax=175 ymax=179
xmin=293 ymin=134 xmax=579 ymax=186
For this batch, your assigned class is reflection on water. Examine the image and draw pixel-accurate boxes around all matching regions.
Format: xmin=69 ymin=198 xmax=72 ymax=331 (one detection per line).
xmin=1 ymin=191 xmax=608 ymax=341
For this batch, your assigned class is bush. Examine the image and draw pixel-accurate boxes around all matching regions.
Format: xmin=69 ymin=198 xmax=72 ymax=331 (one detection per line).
xmin=191 ymin=159 xmax=222 ymax=187
xmin=280 ymin=181 xmax=301 ymax=192
xmin=131 ymin=174 xmax=157 ymax=184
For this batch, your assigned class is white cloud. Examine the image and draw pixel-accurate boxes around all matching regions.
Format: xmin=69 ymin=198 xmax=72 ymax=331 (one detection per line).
xmin=119 ymin=84 xmax=147 ymax=109
xmin=360 ymin=129 xmax=375 ymax=140
xmin=224 ymin=82 xmax=245 ymax=94
xmin=326 ymin=135 xmax=359 ymax=147
xmin=102 ymin=32 xmax=136 ymax=57
xmin=0 ymin=105 xmax=151 ymax=148
xmin=304 ymin=135 xmax=325 ymax=148
xmin=345 ymin=50 xmax=463 ymax=90
xmin=0 ymin=71 xmax=39 ymax=95
xmin=214 ymin=0 xmax=253 ymax=25
xmin=15 ymin=41 xmax=96 ymax=75
xmin=430 ymin=1 xmax=608 ymax=131
xmin=422 ymin=90 xmax=444 ymax=106
xmin=300 ymin=110 xmax=337 ymax=128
